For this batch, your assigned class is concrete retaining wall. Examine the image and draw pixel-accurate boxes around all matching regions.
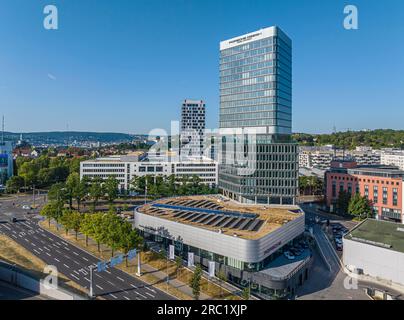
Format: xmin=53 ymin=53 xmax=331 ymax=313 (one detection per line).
xmin=0 ymin=260 xmax=86 ymax=300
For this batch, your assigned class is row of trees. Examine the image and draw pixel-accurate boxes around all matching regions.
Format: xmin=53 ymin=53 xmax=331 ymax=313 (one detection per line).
xmin=47 ymin=173 xmax=119 ymax=212
xmin=336 ymin=190 xmax=373 ymax=219
xmin=6 ymin=154 xmax=88 ymax=192
xmin=131 ymin=175 xmax=218 ymax=198
xmin=40 ymin=205 xmax=143 ymax=264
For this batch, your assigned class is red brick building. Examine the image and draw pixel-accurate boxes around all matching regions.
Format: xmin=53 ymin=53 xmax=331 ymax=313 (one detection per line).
xmin=325 ymin=159 xmax=404 ymax=223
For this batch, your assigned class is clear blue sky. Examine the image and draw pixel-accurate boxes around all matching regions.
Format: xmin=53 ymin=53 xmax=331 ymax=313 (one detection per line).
xmin=0 ymin=0 xmax=403 ymax=134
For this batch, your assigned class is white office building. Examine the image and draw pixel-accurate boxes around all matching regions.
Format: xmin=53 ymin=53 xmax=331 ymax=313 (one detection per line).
xmin=80 ymin=153 xmax=218 ymax=191
xmin=381 ymin=149 xmax=404 ymax=171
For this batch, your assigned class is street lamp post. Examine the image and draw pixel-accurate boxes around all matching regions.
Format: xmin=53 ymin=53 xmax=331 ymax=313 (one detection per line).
xmin=89 ymin=265 xmax=95 ymax=299
xmin=136 ymin=250 xmax=142 ymax=276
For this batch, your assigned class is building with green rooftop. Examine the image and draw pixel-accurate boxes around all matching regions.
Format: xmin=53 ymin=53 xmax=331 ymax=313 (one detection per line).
xmin=343 ymin=219 xmax=404 ymax=287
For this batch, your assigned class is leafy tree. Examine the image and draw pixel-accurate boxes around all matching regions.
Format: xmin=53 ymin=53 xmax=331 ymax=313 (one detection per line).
xmin=189 ymin=264 xmax=202 ymax=300
xmin=92 ymin=212 xmax=108 ymax=252
xmin=348 ymin=193 xmax=373 ymax=220
xmin=104 ymin=213 xmax=125 ymax=257
xmin=120 ymin=224 xmax=142 ymax=267
xmin=66 ymin=173 xmax=79 ymax=209
xmin=337 ymin=190 xmax=351 ymax=215
xmin=80 ymin=213 xmax=95 ymax=247
xmin=89 ymin=177 xmax=104 ymax=212
xmin=175 ymin=256 xmax=183 ymax=278
xmin=241 ymin=287 xmax=250 ymax=300
xmin=40 ymin=202 xmax=59 ymax=227
xmin=217 ymin=270 xmax=227 ymax=298
xmin=104 ymin=176 xmax=119 ymax=205
xmin=61 ymin=210 xmax=83 ymax=239
xmin=5 ymin=176 xmax=25 ymax=193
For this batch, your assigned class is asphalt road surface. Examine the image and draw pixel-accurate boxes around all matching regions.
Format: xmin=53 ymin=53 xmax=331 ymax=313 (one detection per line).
xmin=0 ymin=195 xmax=173 ymax=300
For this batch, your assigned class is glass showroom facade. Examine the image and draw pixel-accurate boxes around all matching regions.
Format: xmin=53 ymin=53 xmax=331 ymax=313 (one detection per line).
xmin=218 ymin=26 xmax=298 ymax=204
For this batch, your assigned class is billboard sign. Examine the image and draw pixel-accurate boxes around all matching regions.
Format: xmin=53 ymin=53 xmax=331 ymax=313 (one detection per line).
xmin=169 ymin=245 xmax=175 ymax=260
xmin=187 ymin=252 xmax=194 ymax=267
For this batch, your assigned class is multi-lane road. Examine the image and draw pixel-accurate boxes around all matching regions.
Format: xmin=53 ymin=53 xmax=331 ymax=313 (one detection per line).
xmin=0 ymin=195 xmax=173 ymax=300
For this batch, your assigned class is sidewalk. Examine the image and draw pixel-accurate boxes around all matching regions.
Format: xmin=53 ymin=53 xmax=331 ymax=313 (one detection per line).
xmin=140 ymin=263 xmax=210 ymax=300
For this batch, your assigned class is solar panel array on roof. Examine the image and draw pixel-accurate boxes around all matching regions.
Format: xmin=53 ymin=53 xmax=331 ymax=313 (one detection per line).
xmin=247 ymin=219 xmax=261 ymax=231
xmin=153 ymin=203 xmax=257 ymax=219
xmin=238 ymin=219 xmax=252 ymax=230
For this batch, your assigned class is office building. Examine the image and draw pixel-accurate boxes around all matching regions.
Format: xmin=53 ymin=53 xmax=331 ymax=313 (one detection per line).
xmin=180 ymin=99 xmax=206 ymax=157
xmin=381 ymin=149 xmax=404 ymax=171
xmin=80 ymin=152 xmax=218 ymax=191
xmin=0 ymin=141 xmax=13 ymax=185
xmin=325 ymin=159 xmax=404 ymax=222
xmin=219 ymin=26 xmax=298 ymax=205
xmin=134 ymin=195 xmax=310 ymax=299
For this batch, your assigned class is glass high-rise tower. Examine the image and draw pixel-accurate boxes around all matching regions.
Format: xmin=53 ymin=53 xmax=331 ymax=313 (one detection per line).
xmin=218 ymin=26 xmax=298 ymax=204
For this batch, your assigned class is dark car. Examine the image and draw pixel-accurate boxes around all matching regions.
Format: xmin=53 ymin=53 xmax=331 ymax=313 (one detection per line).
xmin=336 ymin=242 xmax=343 ymax=251
xmin=9 ymin=215 xmax=17 ymax=223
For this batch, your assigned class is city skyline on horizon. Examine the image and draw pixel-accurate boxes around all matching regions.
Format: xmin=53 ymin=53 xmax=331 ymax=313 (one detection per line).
xmin=1 ymin=0 xmax=403 ymax=134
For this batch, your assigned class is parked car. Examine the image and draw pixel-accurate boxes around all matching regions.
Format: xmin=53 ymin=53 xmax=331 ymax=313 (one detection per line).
xmin=284 ymin=251 xmax=296 ymax=260
xmin=9 ymin=215 xmax=17 ymax=223
xmin=290 ymin=248 xmax=303 ymax=256
xmin=22 ymin=205 xmax=31 ymax=210
xmin=336 ymin=242 xmax=343 ymax=251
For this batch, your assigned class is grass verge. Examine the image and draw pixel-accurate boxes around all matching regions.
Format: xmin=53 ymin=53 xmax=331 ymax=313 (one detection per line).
xmin=0 ymin=234 xmax=88 ymax=298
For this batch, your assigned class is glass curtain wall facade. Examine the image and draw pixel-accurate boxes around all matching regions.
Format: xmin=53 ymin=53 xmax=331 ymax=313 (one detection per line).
xmin=219 ymin=26 xmax=298 ymax=204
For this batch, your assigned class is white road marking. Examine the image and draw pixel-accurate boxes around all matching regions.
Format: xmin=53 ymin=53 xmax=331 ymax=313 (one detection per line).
xmin=73 ymin=251 xmax=79 ymax=256
xmin=84 ymin=277 xmax=90 ymax=282
xmin=116 ymin=276 xmax=124 ymax=282
xmin=107 ymin=280 xmax=114 ymax=286
xmin=46 ymin=252 xmax=51 ymax=257
xmin=145 ymin=292 xmax=154 ymax=298
xmin=33 ymin=249 xmax=41 ymax=255
xmin=73 ymin=270 xmax=80 ymax=275
xmin=110 ymin=294 xmax=118 ymax=299
xmin=63 ymin=264 xmax=70 ymax=269
xmin=123 ymin=296 xmax=130 ymax=300
xmin=38 ymin=247 xmax=43 ymax=252
xmin=130 ymin=284 xmax=137 ymax=289
xmin=145 ymin=287 xmax=156 ymax=293
xmin=82 ymin=257 xmax=89 ymax=262
xmin=44 ymin=247 xmax=50 ymax=251
xmin=64 ymin=247 xmax=70 ymax=251
xmin=137 ymin=292 xmax=147 ymax=299
xmin=11 ymin=234 xmax=17 ymax=239
xmin=54 ymin=258 xmax=60 ymax=262
xmin=70 ymin=274 xmax=80 ymax=281
xmin=96 ymin=285 xmax=104 ymax=290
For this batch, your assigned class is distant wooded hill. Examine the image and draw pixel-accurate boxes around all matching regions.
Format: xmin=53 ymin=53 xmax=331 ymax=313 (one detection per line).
xmin=293 ymin=129 xmax=404 ymax=149
xmin=2 ymin=131 xmax=145 ymax=145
